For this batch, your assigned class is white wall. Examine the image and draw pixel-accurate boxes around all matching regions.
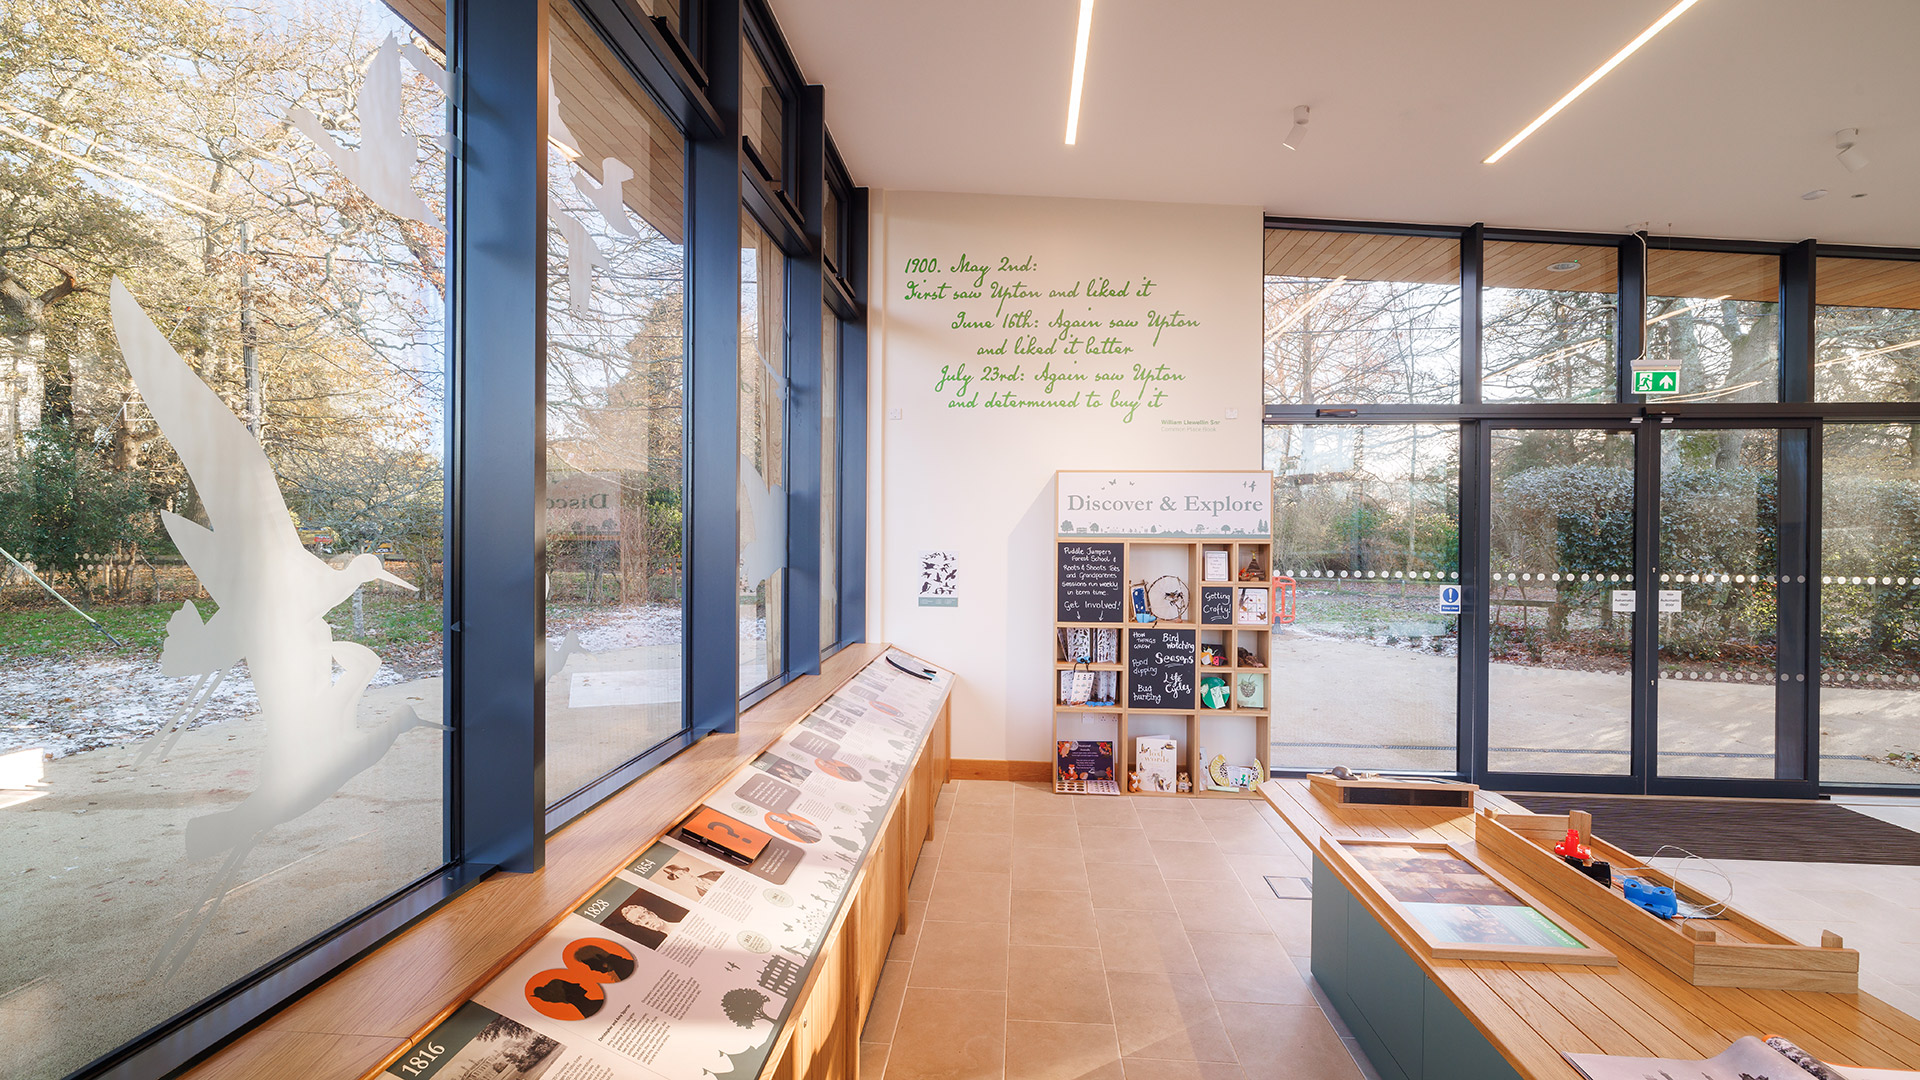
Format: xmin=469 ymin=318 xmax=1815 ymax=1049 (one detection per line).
xmin=867 ymin=191 xmax=1264 ymax=762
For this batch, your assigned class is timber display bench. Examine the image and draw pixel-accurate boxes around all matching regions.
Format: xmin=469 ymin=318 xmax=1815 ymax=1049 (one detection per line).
xmin=1261 ymin=779 xmax=1920 ymax=1080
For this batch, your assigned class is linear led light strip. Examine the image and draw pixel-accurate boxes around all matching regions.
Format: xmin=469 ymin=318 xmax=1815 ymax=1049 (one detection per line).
xmin=1064 ymin=0 xmax=1096 ymax=145
xmin=1483 ymin=0 xmax=1704 ymax=164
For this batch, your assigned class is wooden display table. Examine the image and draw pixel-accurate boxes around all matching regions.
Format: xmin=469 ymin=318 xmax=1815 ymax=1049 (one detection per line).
xmin=1262 ymin=779 xmax=1920 ymax=1080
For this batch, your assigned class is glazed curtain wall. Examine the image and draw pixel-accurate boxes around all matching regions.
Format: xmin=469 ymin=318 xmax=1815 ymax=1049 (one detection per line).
xmin=1264 ymin=221 xmax=1920 ymax=795
xmin=0 ymin=0 xmax=868 ymax=1076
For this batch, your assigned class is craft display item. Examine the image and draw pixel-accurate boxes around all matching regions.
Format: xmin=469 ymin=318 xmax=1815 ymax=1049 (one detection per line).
xmin=1130 ymin=582 xmax=1155 ymax=624
xmin=1233 ymin=673 xmax=1265 ymax=710
xmin=1237 ymin=588 xmax=1269 ymax=624
xmin=1146 ymin=575 xmax=1189 ymax=622
xmin=1204 ymin=550 xmax=1230 ymax=582
xmin=1177 ymin=772 xmax=1192 ymax=793
xmin=1236 ymin=646 xmax=1261 ymax=668
xmin=1127 ymin=770 xmax=1142 ymax=793
xmin=1066 ymin=628 xmax=1092 ymax=663
xmin=1238 ymin=552 xmax=1264 ymax=581
xmin=1198 ymin=643 xmax=1225 ymax=667
xmin=1093 ymin=629 xmax=1119 ymax=664
xmin=1199 ymin=675 xmax=1231 ymax=710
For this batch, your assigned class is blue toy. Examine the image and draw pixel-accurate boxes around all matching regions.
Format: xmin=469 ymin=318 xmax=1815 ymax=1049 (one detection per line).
xmin=1620 ymin=876 xmax=1678 ymax=919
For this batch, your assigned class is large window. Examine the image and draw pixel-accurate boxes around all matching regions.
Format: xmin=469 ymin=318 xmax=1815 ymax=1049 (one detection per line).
xmin=1 ymin=3 xmax=447 ymax=1076
xmin=543 ymin=0 xmax=689 ymax=803
xmin=1265 ymin=423 xmax=1460 ymax=772
xmin=1482 ymin=242 xmax=1618 ymax=403
xmin=739 ymin=211 xmax=787 ymax=694
xmin=1646 ymin=247 xmax=1780 ymax=403
xmin=1264 ymin=230 xmax=1461 ymax=405
xmin=1265 ymin=222 xmax=1920 ymax=795
xmin=1816 ymin=257 xmax=1920 ymax=402
xmin=821 ymin=303 xmax=841 ymax=652
xmin=1821 ymin=423 xmax=1920 ymax=785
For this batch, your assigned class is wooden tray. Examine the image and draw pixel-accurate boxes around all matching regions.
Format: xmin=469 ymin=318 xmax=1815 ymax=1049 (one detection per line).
xmin=1472 ymin=808 xmax=1858 ymax=992
xmin=1309 ymin=772 xmax=1478 ymax=809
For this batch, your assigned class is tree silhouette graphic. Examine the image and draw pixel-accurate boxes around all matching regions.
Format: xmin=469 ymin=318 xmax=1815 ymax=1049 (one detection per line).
xmin=721 ymin=987 xmax=776 ymax=1029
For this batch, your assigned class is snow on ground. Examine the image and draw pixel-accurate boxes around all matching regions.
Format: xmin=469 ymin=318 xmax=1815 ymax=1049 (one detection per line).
xmin=0 ymin=654 xmax=410 ymax=759
xmin=548 ymin=604 xmax=684 ymax=653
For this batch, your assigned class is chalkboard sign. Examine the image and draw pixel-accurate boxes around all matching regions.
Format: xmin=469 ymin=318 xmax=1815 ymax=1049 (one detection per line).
xmin=1057 ymin=542 xmax=1125 ymax=623
xmin=1199 ymin=586 xmax=1234 ymax=625
xmin=1128 ymin=627 xmax=1196 ymax=710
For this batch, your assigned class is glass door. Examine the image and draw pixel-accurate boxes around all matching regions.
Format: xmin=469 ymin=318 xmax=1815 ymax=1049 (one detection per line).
xmin=1485 ymin=425 xmax=1638 ymax=778
xmin=1651 ymin=424 xmax=1814 ymax=790
xmin=1475 ymin=421 xmax=1816 ymax=796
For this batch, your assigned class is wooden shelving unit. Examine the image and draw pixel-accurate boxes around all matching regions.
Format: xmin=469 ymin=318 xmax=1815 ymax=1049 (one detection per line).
xmin=1055 ymin=534 xmax=1273 ymax=798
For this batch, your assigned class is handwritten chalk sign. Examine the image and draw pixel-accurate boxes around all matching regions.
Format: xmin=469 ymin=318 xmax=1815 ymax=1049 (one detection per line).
xmin=1199 ymin=587 xmax=1234 ymax=625
xmin=1057 ymin=542 xmax=1126 ymax=623
xmin=1128 ymin=627 xmax=1196 ymax=710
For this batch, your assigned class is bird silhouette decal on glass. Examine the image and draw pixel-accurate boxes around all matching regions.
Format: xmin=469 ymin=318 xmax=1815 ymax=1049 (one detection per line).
xmin=289 ymin=34 xmax=439 ymax=225
xmin=109 ymin=279 xmax=444 ymax=977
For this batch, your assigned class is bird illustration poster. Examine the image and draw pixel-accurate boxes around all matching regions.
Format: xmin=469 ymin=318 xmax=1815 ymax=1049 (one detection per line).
xmin=381 ymin=651 xmax=952 ymax=1080
xmin=917 ymin=549 xmax=959 ymax=607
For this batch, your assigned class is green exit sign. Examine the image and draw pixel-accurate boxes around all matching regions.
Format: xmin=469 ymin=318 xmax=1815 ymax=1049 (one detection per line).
xmin=1633 ymin=368 xmax=1680 ymax=394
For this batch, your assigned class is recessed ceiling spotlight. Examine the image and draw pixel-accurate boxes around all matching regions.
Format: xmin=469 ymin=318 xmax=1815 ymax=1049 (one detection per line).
xmin=1282 ymin=105 xmax=1310 ymax=151
xmin=1548 ymin=260 xmax=1581 ymax=272
xmin=1802 ymin=189 xmax=1828 ymax=200
xmin=1836 ymin=128 xmax=1870 ymax=173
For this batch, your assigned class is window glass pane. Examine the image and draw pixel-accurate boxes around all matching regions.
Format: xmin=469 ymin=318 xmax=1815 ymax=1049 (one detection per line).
xmin=1264 ymin=230 xmax=1461 ymax=405
xmin=1482 ymin=242 xmax=1618 ymax=403
xmin=1815 ymin=257 xmax=1920 ymax=402
xmin=544 ymin=0 xmax=688 ymax=803
xmin=1487 ymin=429 xmax=1635 ymax=774
xmin=1821 ymin=423 xmax=1920 ymax=785
xmin=821 ymin=304 xmax=840 ymax=650
xmin=740 ymin=212 xmax=786 ymax=693
xmin=740 ymin=38 xmax=784 ymax=183
xmin=0 ymin=4 xmax=447 ymax=1076
xmin=1656 ymin=428 xmax=1782 ymax=779
xmin=823 ymin=189 xmax=843 ymax=276
xmin=1265 ymin=424 xmax=1460 ymax=771
xmin=1645 ymin=248 xmax=1779 ymax=403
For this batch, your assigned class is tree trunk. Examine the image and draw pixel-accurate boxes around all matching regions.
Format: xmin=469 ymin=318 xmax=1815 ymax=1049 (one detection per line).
xmin=240 ymin=220 xmax=262 ymax=440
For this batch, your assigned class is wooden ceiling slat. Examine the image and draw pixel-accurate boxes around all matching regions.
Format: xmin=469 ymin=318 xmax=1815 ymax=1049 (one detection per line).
xmin=382 ymin=0 xmax=445 ymax=49
xmin=1647 ymin=249 xmax=1777 ymax=304
xmin=553 ymin=0 xmax=687 ymax=245
xmin=1264 ymin=230 xmax=1458 ymax=286
xmin=1484 ymin=242 xmax=1615 ymax=294
xmin=1819 ymin=257 xmax=1920 ymax=310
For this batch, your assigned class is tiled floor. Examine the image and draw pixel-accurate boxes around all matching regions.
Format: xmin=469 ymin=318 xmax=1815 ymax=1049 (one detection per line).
xmin=858 ymin=780 xmax=1368 ymax=1080
xmin=858 ymin=784 xmax=1920 ymax=1080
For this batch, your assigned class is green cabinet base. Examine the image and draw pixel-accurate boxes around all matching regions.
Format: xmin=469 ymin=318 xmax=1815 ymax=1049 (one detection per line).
xmin=1311 ymin=856 xmax=1525 ymax=1080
